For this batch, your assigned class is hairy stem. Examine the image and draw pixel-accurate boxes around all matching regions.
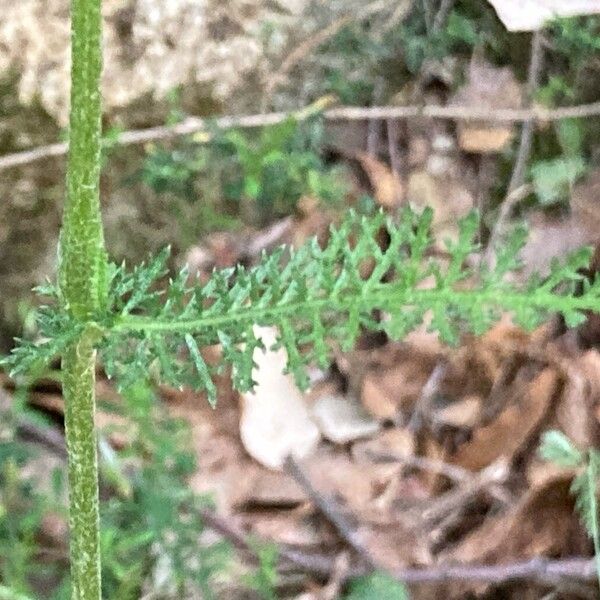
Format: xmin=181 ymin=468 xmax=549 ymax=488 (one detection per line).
xmin=60 ymin=0 xmax=107 ymax=319
xmin=59 ymin=0 xmax=106 ymax=597
xmin=63 ymin=334 xmax=101 ymax=600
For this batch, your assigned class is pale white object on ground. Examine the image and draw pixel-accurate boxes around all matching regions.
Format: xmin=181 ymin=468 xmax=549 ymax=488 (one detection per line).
xmin=311 ymin=394 xmax=380 ymax=444
xmin=486 ymin=0 xmax=600 ymax=31
xmin=239 ymin=326 xmax=321 ymax=470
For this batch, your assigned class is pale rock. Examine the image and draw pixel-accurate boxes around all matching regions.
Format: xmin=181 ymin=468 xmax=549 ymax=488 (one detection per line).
xmin=486 ymin=0 xmax=600 ymax=31
xmin=239 ymin=326 xmax=320 ymax=470
xmin=311 ymin=394 xmax=380 ymax=444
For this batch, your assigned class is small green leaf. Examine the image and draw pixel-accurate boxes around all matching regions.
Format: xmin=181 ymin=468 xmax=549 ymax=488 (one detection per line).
xmin=244 ymin=176 xmax=261 ymax=199
xmin=344 ymin=572 xmax=409 ymax=600
xmin=185 ymin=334 xmax=217 ymax=407
xmin=539 ymin=430 xmax=583 ymax=467
xmin=531 ymin=157 xmax=586 ymax=205
xmin=557 ymin=119 xmax=583 ymax=157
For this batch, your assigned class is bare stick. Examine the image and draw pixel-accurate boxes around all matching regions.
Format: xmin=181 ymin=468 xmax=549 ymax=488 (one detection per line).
xmin=432 ymin=0 xmax=456 ymax=32
xmin=365 ymin=450 xmax=474 ymax=483
xmin=2 ymin=100 xmax=600 ymax=172
xmin=367 ymin=79 xmax=385 ymax=156
xmin=284 ymin=455 xmax=379 ymax=570
xmin=408 ymin=361 xmax=447 ymax=432
xmin=484 ymin=183 xmax=534 ymax=268
xmin=422 ymin=0 xmax=434 ymax=33
xmin=418 ymin=460 xmax=511 ymax=525
xmin=386 ymin=119 xmax=402 ymax=178
xmin=321 ymin=553 xmax=351 ymax=600
xmin=325 ymin=101 xmax=600 ymax=123
xmin=200 ymin=507 xmax=598 ymax=585
xmin=507 ymin=31 xmax=544 ymax=195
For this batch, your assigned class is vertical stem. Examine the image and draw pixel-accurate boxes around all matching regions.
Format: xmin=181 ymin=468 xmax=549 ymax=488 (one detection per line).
xmin=63 ymin=335 xmax=101 ymax=600
xmin=506 ymin=31 xmax=544 ymax=195
xmin=60 ymin=0 xmax=107 ymax=320
xmin=60 ymin=0 xmax=106 ymax=597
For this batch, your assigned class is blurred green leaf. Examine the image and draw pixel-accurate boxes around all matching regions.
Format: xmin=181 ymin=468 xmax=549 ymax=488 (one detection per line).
xmin=345 ymin=572 xmax=409 ymax=600
xmin=531 ymin=156 xmax=586 ymax=204
xmin=539 ymin=430 xmax=583 ymax=467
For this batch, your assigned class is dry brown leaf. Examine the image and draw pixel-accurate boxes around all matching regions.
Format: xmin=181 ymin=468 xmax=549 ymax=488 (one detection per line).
xmin=238 ymin=469 xmax=307 ymax=509
xmin=434 ymin=395 xmax=481 ymax=429
xmin=436 ymin=319 xmax=529 ymax=409
xmin=352 ymin=428 xmax=416 ymax=463
xmin=358 ymin=521 xmax=432 ymax=571
xmin=460 ymin=127 xmax=514 ymax=154
xmin=303 ymin=451 xmax=399 ymax=515
xmin=357 ymin=343 xmax=442 ymax=420
xmin=355 ymin=152 xmax=404 ymax=208
xmin=243 ymin=509 xmax=325 ymax=547
xmin=447 ymin=473 xmax=587 ymax=564
xmin=446 ymin=367 xmax=558 ymax=471
xmin=526 ymin=457 xmax=577 ymax=488
xmin=292 ymin=196 xmax=334 ymax=247
xmin=578 ymin=350 xmax=600 ymax=405
xmin=551 ymin=364 xmax=598 ymax=449
xmin=167 ymin=402 xmax=261 ymax=511
xmin=239 ymin=326 xmax=321 ymax=470
xmin=163 ymin=378 xmax=266 ymax=512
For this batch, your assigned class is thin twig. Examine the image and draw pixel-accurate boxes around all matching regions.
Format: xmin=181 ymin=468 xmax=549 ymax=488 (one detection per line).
xmin=417 ymin=460 xmax=511 ymax=524
xmin=326 ymin=102 xmax=600 ymax=122
xmin=200 ymin=508 xmax=598 ymax=585
xmin=507 ymin=31 xmax=544 ymax=195
xmin=432 ymin=0 xmax=456 ymax=33
xmin=365 ymin=450 xmax=474 ymax=483
xmin=366 ymin=450 xmax=513 ymax=511
xmin=283 ymin=455 xmax=379 ymax=570
xmin=394 ymin=557 xmax=597 ymax=584
xmin=320 ymin=552 xmax=351 ymax=600
xmin=367 ymin=79 xmax=386 ymax=156
xmin=422 ymin=0 xmax=434 ymax=34
xmin=1 ymin=101 xmax=600 ymax=172
xmin=484 ymin=183 xmax=534 ymax=269
xmin=386 ymin=119 xmax=402 ymax=179
xmin=16 ymin=417 xmax=67 ymax=457
xmin=408 ymin=361 xmax=447 ymax=432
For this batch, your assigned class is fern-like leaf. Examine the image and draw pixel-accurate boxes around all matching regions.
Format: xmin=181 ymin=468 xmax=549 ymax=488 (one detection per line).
xmin=99 ymin=208 xmax=600 ymax=399
xmin=6 ymin=209 xmax=600 ymax=405
xmin=571 ymin=450 xmax=600 ymax=591
xmin=539 ymin=430 xmax=584 ymax=468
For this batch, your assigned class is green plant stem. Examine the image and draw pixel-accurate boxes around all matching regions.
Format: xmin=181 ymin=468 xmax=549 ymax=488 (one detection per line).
xmin=63 ymin=333 xmax=101 ymax=600
xmin=60 ymin=0 xmax=106 ymax=597
xmin=60 ymin=0 xmax=107 ymax=319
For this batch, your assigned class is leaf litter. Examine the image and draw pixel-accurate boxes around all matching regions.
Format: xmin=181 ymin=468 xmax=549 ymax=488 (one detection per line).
xmin=146 ymin=202 xmax=600 ymax=598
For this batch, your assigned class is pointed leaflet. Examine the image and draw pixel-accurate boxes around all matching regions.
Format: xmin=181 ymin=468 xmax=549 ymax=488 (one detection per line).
xmin=185 ymin=334 xmax=217 ymax=407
